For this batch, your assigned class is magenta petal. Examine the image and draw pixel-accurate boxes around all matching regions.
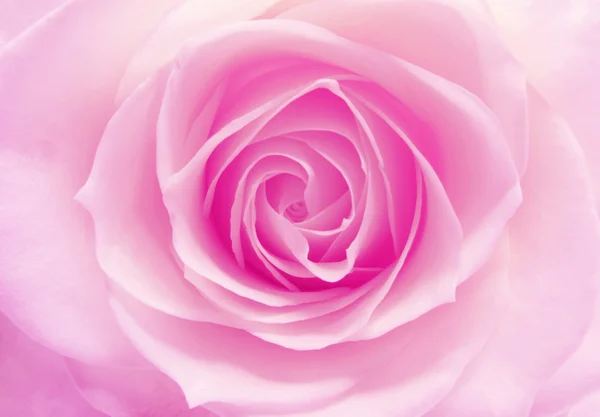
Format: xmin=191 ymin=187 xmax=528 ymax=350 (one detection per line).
xmin=350 ymin=151 xmax=462 ymax=340
xmin=226 ymin=166 xmax=417 ymax=350
xmin=254 ymin=92 xmax=368 ymax=252
xmin=157 ymin=60 xmax=349 ymax=190
xmin=325 ymin=82 xmax=416 ymax=259
xmin=250 ymin=183 xmax=351 ymax=282
xmin=163 ymin=80 xmax=362 ymax=306
xmin=233 ymin=154 xmax=309 ymax=288
xmin=344 ymin=79 xmax=521 ymax=282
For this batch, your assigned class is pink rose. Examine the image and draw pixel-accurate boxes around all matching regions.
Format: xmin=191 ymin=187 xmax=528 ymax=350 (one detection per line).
xmin=1 ymin=0 xmax=600 ymax=416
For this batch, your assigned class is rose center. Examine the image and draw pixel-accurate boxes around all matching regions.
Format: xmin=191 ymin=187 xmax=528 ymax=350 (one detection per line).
xmin=284 ymin=200 xmax=309 ymax=222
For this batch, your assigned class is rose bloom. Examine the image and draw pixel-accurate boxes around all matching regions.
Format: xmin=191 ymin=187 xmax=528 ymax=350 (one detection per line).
xmin=1 ymin=0 xmax=600 ymax=416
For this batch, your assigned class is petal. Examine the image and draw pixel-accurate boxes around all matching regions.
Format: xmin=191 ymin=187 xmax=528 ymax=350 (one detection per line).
xmin=530 ymin=290 xmax=600 ymax=416
xmin=77 ymin=68 xmax=220 ymax=322
xmin=0 ymin=155 xmax=140 ymax=364
xmin=338 ymin=79 xmax=520 ymax=338
xmin=161 ymin=19 xmax=517 ymax=352
xmin=166 ymin=78 xmax=355 ymax=308
xmin=160 ymin=18 xmax=489 ymax=305
xmin=0 ymin=312 xmax=106 ymax=417
xmin=569 ymin=390 xmax=600 ymax=417
xmin=0 ymin=0 xmax=180 ymax=363
xmin=281 ymin=0 xmax=529 ymax=175
xmin=0 ymin=0 xmax=65 ymax=45
xmin=117 ymin=0 xmax=316 ymax=100
xmin=111 ymin=291 xmax=356 ymax=413
xmin=486 ymin=0 xmax=600 ymax=207
xmin=65 ymin=359 xmax=215 ymax=417
xmin=426 ymin=90 xmax=600 ymax=417
xmin=110 ymin=238 xmax=509 ymax=416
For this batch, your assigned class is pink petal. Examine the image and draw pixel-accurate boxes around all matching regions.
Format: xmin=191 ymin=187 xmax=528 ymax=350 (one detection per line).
xmin=0 ymin=312 xmax=106 ymax=417
xmin=253 ymin=87 xmax=368 ymax=260
xmin=163 ymin=61 xmax=350 ymax=193
xmin=77 ymin=68 xmax=224 ymax=322
xmin=117 ymin=0 xmax=316 ymax=100
xmin=111 ymin=291 xmax=356 ymax=413
xmin=530 ymin=300 xmax=600 ymax=416
xmin=111 ymin=239 xmax=509 ymax=416
xmin=339 ymin=79 xmax=520 ymax=338
xmin=344 ymin=77 xmax=521 ymax=282
xmin=190 ymin=161 xmax=446 ymax=352
xmin=569 ymin=390 xmax=600 ymax=417
xmin=183 ymin=263 xmax=366 ymax=327
xmin=281 ymin=0 xmax=529 ymax=175
xmin=159 ymin=20 xmax=477 ymax=350
xmin=487 ymin=0 xmax=600 ymax=207
xmin=161 ymin=18 xmax=456 ymax=288
xmin=0 ymin=0 xmax=65 ymax=45
xmin=426 ymin=91 xmax=600 ymax=417
xmin=314 ymin=82 xmax=411 ymax=266
xmin=234 ymin=153 xmax=310 ymax=287
xmin=65 ymin=359 xmax=215 ymax=417
xmin=0 ymin=0 xmax=178 ymax=363
xmin=165 ymin=79 xmax=357 ymax=307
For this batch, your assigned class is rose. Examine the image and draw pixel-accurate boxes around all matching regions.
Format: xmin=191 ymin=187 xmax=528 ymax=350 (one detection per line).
xmin=1 ymin=1 xmax=599 ymax=416
xmin=1 ymin=0 xmax=600 ymax=416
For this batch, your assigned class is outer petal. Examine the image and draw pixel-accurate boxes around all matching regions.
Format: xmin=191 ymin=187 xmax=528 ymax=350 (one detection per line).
xmin=117 ymin=0 xmax=317 ymax=100
xmin=530 ymin=295 xmax=600 ymax=416
xmin=76 ymin=67 xmax=222 ymax=322
xmin=65 ymin=360 xmax=217 ymax=417
xmin=0 ymin=0 xmax=179 ymax=363
xmin=110 ymin=238 xmax=509 ymax=416
xmin=0 ymin=313 xmax=106 ymax=417
xmin=281 ymin=0 xmax=529 ymax=175
xmin=0 ymin=0 xmax=65 ymax=46
xmin=569 ymin=390 xmax=600 ymax=417
xmin=486 ymin=0 xmax=600 ymax=206
xmin=426 ymin=91 xmax=600 ymax=417
xmin=159 ymin=19 xmax=517 ymax=346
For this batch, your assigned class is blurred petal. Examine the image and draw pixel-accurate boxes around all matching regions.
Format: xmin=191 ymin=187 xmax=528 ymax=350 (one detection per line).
xmin=0 ymin=0 xmax=180 ymax=364
xmin=0 ymin=313 xmax=106 ymax=417
xmin=426 ymin=90 xmax=600 ymax=417
xmin=0 ymin=0 xmax=66 ymax=45
xmin=530 ymin=296 xmax=600 ymax=416
xmin=487 ymin=0 xmax=600 ymax=206
xmin=66 ymin=360 xmax=215 ymax=417
xmin=569 ymin=390 xmax=600 ymax=417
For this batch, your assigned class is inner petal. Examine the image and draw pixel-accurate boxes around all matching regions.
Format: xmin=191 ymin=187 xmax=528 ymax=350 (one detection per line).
xmin=284 ymin=200 xmax=309 ymax=223
xmin=264 ymin=173 xmax=306 ymax=216
xmin=233 ymin=156 xmax=308 ymax=290
xmin=215 ymin=135 xmax=351 ymax=270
